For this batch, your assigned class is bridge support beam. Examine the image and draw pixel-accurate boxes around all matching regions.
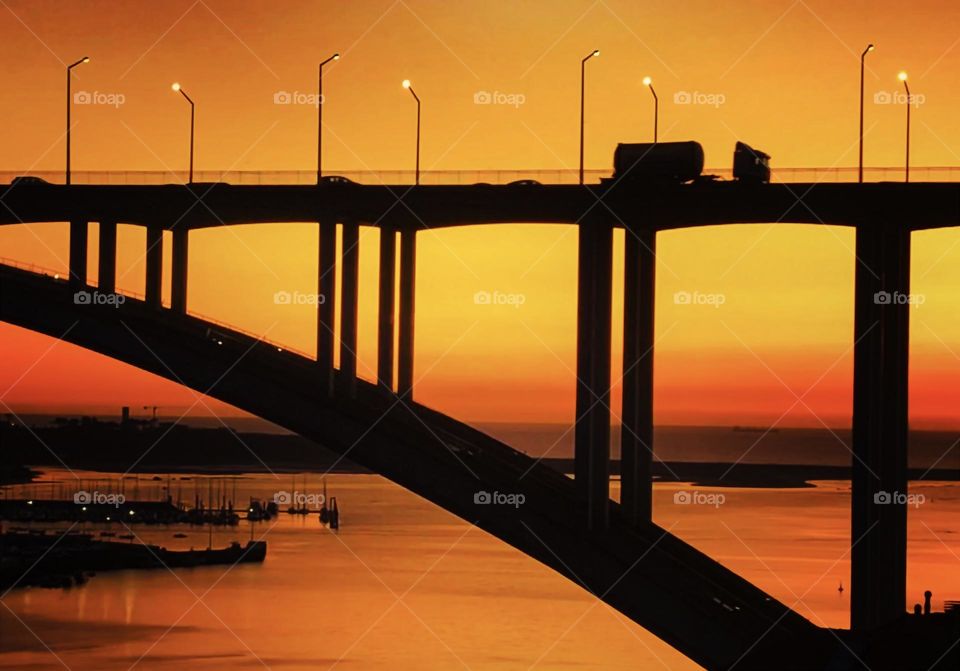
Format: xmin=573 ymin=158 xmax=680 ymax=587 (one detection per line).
xmin=398 ymin=229 xmax=416 ymax=399
xmin=378 ymin=227 xmax=396 ymax=392
xmin=68 ymin=220 xmax=88 ymax=288
xmin=317 ymin=220 xmax=337 ymax=395
xmin=339 ymin=221 xmax=360 ymax=397
xmin=621 ymin=228 xmax=656 ymax=525
xmin=851 ymin=221 xmax=910 ymax=631
xmin=575 ymin=219 xmax=613 ymax=531
xmin=97 ymin=221 xmax=117 ymax=294
xmin=145 ymin=226 xmax=163 ymax=309
xmin=171 ymin=227 xmax=188 ymax=314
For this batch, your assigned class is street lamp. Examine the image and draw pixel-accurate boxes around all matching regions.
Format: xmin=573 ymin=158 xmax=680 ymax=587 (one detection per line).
xmin=66 ymin=56 xmax=90 ymax=185
xmin=171 ymin=83 xmax=195 ymax=184
xmin=579 ymin=49 xmax=600 ymax=185
xmin=317 ymin=52 xmax=340 ymax=182
xmin=402 ymin=79 xmax=421 ymax=185
xmin=898 ymin=71 xmax=910 ymax=183
xmin=642 ymin=76 xmax=658 ymax=143
xmin=859 ymin=44 xmax=874 ymax=183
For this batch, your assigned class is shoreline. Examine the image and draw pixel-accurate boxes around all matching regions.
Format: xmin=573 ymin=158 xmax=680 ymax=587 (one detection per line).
xmin=5 ymin=460 xmax=958 ymax=490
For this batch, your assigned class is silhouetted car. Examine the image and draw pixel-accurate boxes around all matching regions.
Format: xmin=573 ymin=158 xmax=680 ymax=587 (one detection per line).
xmin=507 ymin=179 xmax=541 ymax=186
xmin=10 ymin=176 xmax=51 ymax=186
xmin=613 ymin=141 xmax=705 ymax=182
xmin=319 ymin=175 xmax=357 ymax=185
xmin=204 ymin=328 xmax=234 ymax=346
xmin=732 ymin=141 xmax=771 ymax=183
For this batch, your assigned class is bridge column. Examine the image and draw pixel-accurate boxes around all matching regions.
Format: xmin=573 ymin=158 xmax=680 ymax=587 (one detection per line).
xmin=397 ymin=228 xmax=416 ymax=399
xmin=851 ymin=220 xmax=910 ymax=631
xmin=145 ymin=226 xmax=163 ymax=309
xmin=171 ymin=227 xmax=188 ymax=314
xmin=97 ymin=221 xmax=117 ymax=294
xmin=317 ymin=220 xmax=337 ymax=396
xmin=68 ymin=220 xmax=88 ymax=288
xmin=339 ymin=221 xmax=360 ymax=397
xmin=575 ymin=218 xmax=614 ymax=531
xmin=620 ymin=228 xmax=656 ymax=525
xmin=378 ymin=227 xmax=396 ymax=391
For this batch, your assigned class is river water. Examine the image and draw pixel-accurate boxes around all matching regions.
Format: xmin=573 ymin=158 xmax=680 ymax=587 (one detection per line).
xmin=1 ymin=470 xmax=958 ymax=670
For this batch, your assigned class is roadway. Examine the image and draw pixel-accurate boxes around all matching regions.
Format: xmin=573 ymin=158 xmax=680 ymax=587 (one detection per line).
xmin=0 ymin=180 xmax=958 ymax=230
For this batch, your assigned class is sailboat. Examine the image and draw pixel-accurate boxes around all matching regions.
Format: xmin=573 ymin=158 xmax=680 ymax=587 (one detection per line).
xmin=286 ymin=474 xmax=298 ymax=515
xmin=329 ymin=497 xmax=340 ymax=531
xmin=319 ymin=478 xmax=330 ymax=525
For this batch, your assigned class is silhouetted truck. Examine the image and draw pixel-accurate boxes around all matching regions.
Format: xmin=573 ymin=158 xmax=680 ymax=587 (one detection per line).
xmin=612 ymin=141 xmax=704 ymax=182
xmin=732 ymin=141 xmax=771 ymax=183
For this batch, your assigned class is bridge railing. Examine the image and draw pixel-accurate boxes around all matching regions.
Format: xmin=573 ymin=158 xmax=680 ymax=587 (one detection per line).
xmin=1 ymin=166 xmax=956 ymax=185
xmin=0 ymin=258 xmax=313 ymax=360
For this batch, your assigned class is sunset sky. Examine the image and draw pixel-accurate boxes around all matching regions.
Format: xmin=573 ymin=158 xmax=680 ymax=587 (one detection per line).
xmin=2 ymin=0 xmax=960 ymax=429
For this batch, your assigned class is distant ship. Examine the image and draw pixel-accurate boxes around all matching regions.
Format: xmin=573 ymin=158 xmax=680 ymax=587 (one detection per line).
xmin=732 ymin=426 xmax=780 ymax=434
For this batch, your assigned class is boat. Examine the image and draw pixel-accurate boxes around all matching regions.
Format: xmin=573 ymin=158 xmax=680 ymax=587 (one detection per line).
xmin=161 ymin=540 xmax=266 ymax=567
xmin=246 ymin=498 xmax=271 ymax=521
xmin=329 ymin=497 xmax=340 ymax=531
xmin=732 ymin=425 xmax=780 ymax=434
xmin=1 ymin=532 xmax=267 ymax=587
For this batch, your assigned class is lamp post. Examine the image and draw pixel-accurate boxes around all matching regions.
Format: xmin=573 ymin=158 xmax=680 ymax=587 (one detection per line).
xmin=402 ymin=79 xmax=421 ymax=185
xmin=899 ymin=71 xmax=910 ymax=183
xmin=859 ymin=44 xmax=874 ymax=183
xmin=171 ymin=83 xmax=195 ymax=184
xmin=642 ymin=76 xmax=658 ymax=143
xmin=317 ymin=52 xmax=340 ymax=182
xmin=579 ymin=49 xmax=600 ymax=185
xmin=66 ymin=56 xmax=90 ymax=185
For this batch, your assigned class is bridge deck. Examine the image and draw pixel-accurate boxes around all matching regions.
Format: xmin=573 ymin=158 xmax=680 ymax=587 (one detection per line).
xmin=0 ymin=181 xmax=958 ymax=230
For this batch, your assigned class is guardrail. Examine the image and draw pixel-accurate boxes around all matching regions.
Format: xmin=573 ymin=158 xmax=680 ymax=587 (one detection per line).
xmin=1 ymin=166 xmax=957 ymax=185
xmin=0 ymin=258 xmax=313 ymax=360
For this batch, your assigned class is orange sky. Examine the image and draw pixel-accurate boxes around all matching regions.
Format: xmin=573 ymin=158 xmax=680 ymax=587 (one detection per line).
xmin=2 ymin=0 xmax=960 ymax=428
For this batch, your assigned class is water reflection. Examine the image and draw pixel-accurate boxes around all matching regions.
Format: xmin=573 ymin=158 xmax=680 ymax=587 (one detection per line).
xmin=1 ymin=471 xmax=958 ymax=671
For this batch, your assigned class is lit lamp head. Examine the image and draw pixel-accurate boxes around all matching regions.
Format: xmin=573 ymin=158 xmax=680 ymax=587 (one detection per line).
xmin=592 ymin=49 xmax=600 ymax=58
xmin=82 ymin=56 xmax=90 ymax=64
xmin=642 ymin=76 xmax=652 ymax=87
xmin=867 ymin=44 xmax=875 ymax=52
xmin=898 ymin=71 xmax=909 ymax=93
xmin=171 ymin=82 xmax=181 ymax=92
xmin=402 ymin=79 xmax=411 ymax=89
xmin=333 ymin=53 xmax=340 ymax=61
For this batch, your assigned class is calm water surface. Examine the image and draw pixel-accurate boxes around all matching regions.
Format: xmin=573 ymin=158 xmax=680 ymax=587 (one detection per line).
xmin=2 ymin=470 xmax=958 ymax=670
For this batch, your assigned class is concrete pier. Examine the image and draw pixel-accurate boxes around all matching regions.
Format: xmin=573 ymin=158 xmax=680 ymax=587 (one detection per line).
xmin=620 ymin=227 xmax=656 ymax=525
xmin=851 ymin=220 xmax=910 ymax=630
xmin=574 ymin=218 xmax=613 ymax=531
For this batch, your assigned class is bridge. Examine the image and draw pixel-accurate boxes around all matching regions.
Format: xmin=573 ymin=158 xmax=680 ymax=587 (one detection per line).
xmin=1 ymin=175 xmax=959 ymax=670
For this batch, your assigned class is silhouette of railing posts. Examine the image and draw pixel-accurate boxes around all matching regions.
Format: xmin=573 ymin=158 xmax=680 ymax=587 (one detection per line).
xmin=620 ymin=227 xmax=656 ymax=525
xmin=850 ymin=220 xmax=910 ymax=631
xmin=317 ymin=220 xmax=337 ymax=396
xmin=171 ymin=227 xmax=189 ymax=314
xmin=68 ymin=220 xmax=88 ymax=288
xmin=575 ymin=217 xmax=614 ymax=531
xmin=398 ymin=229 xmax=417 ymax=398
xmin=145 ymin=226 xmax=163 ymax=309
xmin=377 ymin=228 xmax=397 ymax=391
xmin=98 ymin=221 xmax=117 ymax=294
xmin=339 ymin=221 xmax=360 ymax=398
